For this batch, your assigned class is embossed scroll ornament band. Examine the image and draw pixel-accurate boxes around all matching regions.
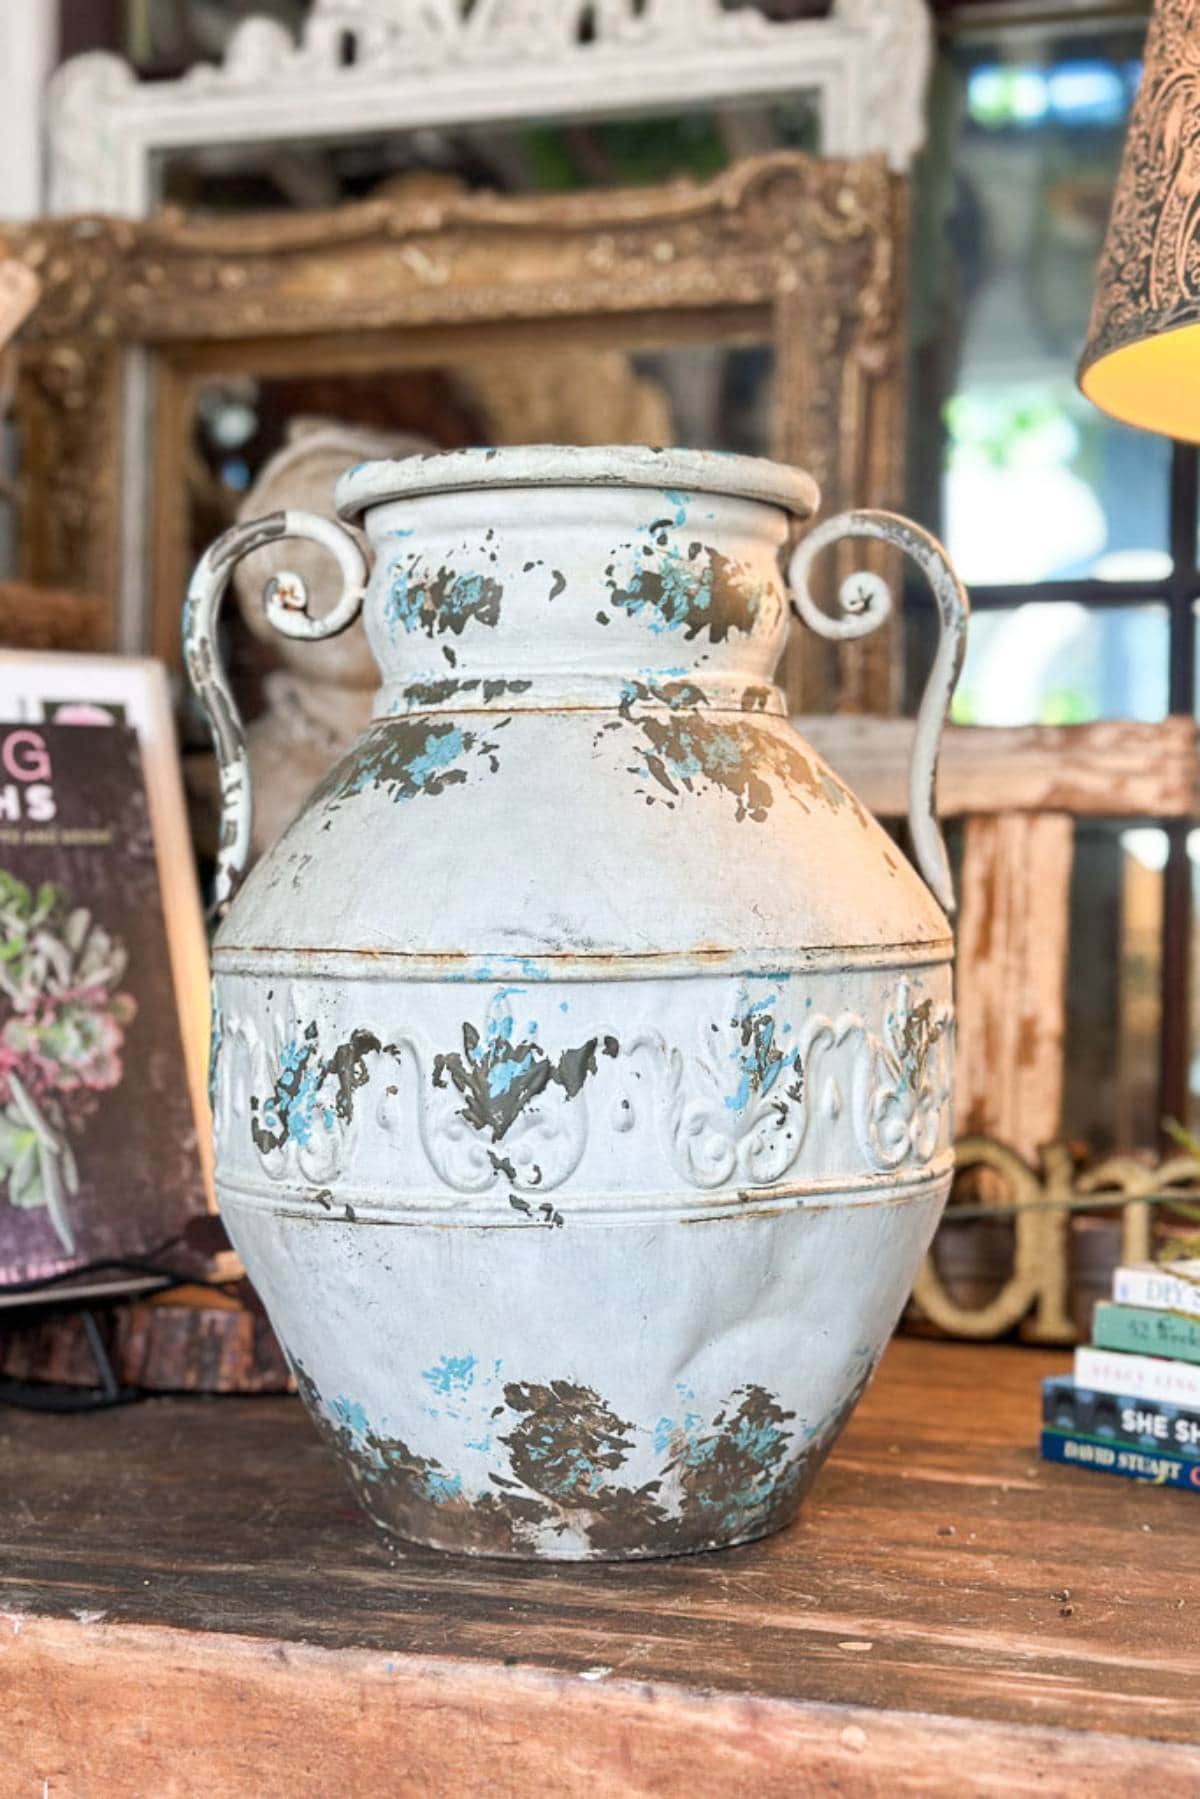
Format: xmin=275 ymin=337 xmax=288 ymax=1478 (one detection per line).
xmin=211 ymin=974 xmax=952 ymax=1207
xmin=1078 ymin=0 xmax=1200 ymax=441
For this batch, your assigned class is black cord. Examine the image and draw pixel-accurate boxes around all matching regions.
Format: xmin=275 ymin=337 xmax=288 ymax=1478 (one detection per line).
xmin=0 ymin=1237 xmax=191 ymax=1300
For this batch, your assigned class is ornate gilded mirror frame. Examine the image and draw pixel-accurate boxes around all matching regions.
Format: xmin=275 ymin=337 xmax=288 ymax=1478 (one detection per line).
xmin=3 ymin=152 xmax=903 ymax=710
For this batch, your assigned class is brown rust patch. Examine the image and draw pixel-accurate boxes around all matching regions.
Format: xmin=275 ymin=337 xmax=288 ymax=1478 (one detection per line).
xmin=293 ymin=1364 xmax=553 ymax=1556
xmin=432 ymin=1027 xmax=619 ymax=1143
xmin=597 ymin=704 xmax=876 ymax=830
xmin=295 ymin=1357 xmax=873 ymax=1558
xmin=603 ymin=536 xmax=780 ymax=643
xmin=598 ymin=712 xmax=827 ymax=824
xmin=399 ymin=677 xmax=533 ymax=708
xmin=250 ymin=1023 xmax=388 ymax=1156
xmin=401 ymin=676 xmax=468 ymax=706
xmin=305 ymin=717 xmax=503 ymax=812
xmin=386 ymin=557 xmax=503 ymax=638
xmin=617 ymin=677 xmax=708 ymax=718
xmin=501 ymin=1380 xmax=666 ymax=1548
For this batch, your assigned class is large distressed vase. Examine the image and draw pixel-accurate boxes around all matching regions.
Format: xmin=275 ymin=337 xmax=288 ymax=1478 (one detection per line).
xmin=186 ymin=445 xmax=968 ymax=1560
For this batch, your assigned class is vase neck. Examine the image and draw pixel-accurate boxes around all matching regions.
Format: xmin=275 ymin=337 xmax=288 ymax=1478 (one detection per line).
xmin=359 ymin=482 xmax=794 ymax=718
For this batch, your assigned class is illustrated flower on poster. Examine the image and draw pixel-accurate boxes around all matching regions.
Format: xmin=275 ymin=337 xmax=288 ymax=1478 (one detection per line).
xmin=0 ymin=870 xmax=136 ymax=1252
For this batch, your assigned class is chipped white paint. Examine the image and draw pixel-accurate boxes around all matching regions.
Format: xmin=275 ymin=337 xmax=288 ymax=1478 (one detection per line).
xmin=186 ymin=445 xmax=967 ymax=1560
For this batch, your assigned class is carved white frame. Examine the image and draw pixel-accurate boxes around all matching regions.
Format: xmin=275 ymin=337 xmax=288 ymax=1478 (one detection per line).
xmin=45 ymin=0 xmax=932 ymax=654
xmin=48 ymin=0 xmax=933 ymax=217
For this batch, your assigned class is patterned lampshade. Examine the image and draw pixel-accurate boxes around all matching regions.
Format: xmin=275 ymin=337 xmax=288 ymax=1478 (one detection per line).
xmin=1078 ymin=0 xmax=1200 ymax=440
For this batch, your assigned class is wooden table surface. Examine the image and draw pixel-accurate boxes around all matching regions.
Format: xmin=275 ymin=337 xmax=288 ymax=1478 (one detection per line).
xmin=2 ymin=1337 xmax=1198 ymax=1796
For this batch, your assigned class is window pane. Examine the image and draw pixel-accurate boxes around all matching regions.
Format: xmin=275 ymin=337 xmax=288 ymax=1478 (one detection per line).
xmin=951 ymin=602 xmax=1167 ymax=726
xmin=928 ymin=25 xmax=1173 ymax=581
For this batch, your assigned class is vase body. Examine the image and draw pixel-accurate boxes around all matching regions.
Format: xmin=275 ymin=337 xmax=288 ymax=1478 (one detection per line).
xmin=199 ymin=446 xmax=959 ymax=1560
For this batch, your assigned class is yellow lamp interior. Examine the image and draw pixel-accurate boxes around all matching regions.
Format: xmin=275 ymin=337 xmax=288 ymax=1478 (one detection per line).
xmin=1080 ymin=318 xmax=1200 ymax=442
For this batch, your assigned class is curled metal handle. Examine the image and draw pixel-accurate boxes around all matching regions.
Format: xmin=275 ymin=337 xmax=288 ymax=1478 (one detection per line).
xmin=183 ymin=508 xmax=368 ymax=920
xmin=787 ymin=509 xmax=969 ymax=916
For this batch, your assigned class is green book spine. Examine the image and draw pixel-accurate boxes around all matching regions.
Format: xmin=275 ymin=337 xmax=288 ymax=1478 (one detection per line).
xmin=1092 ymin=1302 xmax=1200 ymax=1365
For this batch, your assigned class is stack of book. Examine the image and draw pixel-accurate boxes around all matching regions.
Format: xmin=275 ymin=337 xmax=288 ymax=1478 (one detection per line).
xmin=1041 ymin=1260 xmax=1200 ymax=1492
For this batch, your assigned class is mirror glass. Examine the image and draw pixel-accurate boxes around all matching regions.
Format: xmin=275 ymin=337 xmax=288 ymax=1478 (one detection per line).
xmin=152 ymin=104 xmax=822 ymax=215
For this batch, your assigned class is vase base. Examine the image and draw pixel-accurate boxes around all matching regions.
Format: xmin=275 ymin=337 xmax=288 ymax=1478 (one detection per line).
xmin=361 ymin=1502 xmax=806 ymax=1564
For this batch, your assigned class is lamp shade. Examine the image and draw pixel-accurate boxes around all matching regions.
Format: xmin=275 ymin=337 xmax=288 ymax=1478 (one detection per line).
xmin=1078 ymin=0 xmax=1200 ymax=441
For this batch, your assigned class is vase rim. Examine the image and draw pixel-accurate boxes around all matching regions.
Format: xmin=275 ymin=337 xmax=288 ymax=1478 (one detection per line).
xmin=335 ymin=443 xmax=821 ymax=523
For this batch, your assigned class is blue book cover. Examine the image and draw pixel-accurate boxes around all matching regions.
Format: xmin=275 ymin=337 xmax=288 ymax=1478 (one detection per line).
xmin=1041 ymin=1428 xmax=1200 ymax=1491
xmin=1043 ymin=1375 xmax=1200 ymax=1458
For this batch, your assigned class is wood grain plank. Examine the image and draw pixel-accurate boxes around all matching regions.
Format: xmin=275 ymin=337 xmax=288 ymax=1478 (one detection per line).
xmin=797 ymin=715 xmax=1200 ymax=819
xmin=955 ymin=812 xmax=1073 ymax=1156
xmin=1 ymin=1336 xmax=1197 ymax=1785
xmin=912 ymin=817 xmax=1076 ymax=1341
xmin=0 ymin=1297 xmax=292 ymax=1393
xmin=5 ymin=1613 xmax=1200 ymax=1799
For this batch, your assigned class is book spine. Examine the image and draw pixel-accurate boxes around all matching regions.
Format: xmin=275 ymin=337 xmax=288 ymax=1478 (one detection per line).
xmin=1040 ymin=1429 xmax=1200 ymax=1491
xmin=1073 ymin=1345 xmax=1200 ymax=1405
xmin=1112 ymin=1265 xmax=1200 ymax=1317
xmin=1042 ymin=1377 xmax=1200 ymax=1457
xmin=1092 ymin=1302 xmax=1200 ymax=1365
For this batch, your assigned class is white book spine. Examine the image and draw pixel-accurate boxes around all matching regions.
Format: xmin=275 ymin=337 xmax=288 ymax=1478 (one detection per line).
xmin=1075 ymin=1345 xmax=1200 ymax=1406
xmin=1112 ymin=1263 xmax=1200 ymax=1316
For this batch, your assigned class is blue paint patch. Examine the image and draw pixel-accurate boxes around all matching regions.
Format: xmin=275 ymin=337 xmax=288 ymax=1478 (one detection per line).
xmin=331 ymin=1395 xmax=370 ymax=1439
xmin=422 ymin=1354 xmax=477 ymax=1397
xmin=730 ymin=1414 xmax=788 ymax=1464
xmin=339 ymin=719 xmax=475 ymax=802
xmin=265 ymin=1037 xmax=332 ymax=1145
xmin=700 ymin=729 xmax=743 ymax=773
xmin=486 ymin=1052 xmax=536 ymax=1098
xmin=615 ymin=546 xmax=709 ymax=635
xmin=406 ymin=726 xmax=467 ymax=786
xmin=522 ymin=1439 xmax=606 ymax=1499
xmin=423 ymin=1468 xmax=464 ymax=1503
xmin=639 ymin=727 xmax=704 ymax=781
xmin=654 ymin=1408 xmax=711 ymax=1466
xmin=724 ymin=989 xmax=801 ymax=1114
xmin=382 ymin=557 xmax=422 ymax=635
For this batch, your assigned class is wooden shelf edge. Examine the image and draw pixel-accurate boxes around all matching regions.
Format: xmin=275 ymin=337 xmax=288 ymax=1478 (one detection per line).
xmin=5 ymin=1610 xmax=1200 ymax=1796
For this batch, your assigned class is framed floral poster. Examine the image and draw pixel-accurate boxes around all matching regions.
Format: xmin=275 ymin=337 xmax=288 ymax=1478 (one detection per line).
xmin=0 ymin=685 xmax=209 ymax=1299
